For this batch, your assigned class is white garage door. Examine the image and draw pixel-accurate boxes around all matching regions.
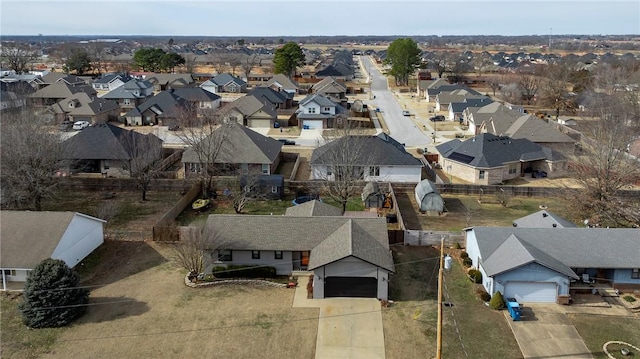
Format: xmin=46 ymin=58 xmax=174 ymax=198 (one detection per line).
xmin=303 ymin=120 xmax=323 ymax=129
xmin=249 ymin=119 xmax=272 ymax=128
xmin=504 ymin=282 xmax=557 ymax=303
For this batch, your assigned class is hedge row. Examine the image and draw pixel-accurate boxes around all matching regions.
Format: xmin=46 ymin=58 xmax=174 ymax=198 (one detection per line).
xmin=212 ymin=265 xmax=277 ymax=278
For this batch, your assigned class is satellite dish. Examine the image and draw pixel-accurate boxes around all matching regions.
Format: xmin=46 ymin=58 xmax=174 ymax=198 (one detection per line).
xmin=352 ymin=100 xmax=363 ymax=112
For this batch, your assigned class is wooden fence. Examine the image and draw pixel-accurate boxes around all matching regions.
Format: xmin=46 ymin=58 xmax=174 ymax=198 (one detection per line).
xmin=152 ymin=181 xmax=202 ymax=242
xmin=387 ymin=183 xmax=406 ymax=231
xmin=403 ymin=230 xmax=465 ymax=247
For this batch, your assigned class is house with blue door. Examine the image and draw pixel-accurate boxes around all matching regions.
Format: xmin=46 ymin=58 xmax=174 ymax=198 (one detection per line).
xmin=465 ymin=226 xmax=640 ymax=303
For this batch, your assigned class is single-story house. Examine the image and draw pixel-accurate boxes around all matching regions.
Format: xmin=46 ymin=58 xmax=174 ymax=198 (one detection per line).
xmin=216 ymin=95 xmax=277 ymax=128
xmin=414 ymin=180 xmax=444 ymax=213
xmin=200 ymin=73 xmax=247 ymax=94
xmin=311 ymin=132 xmax=423 ymax=183
xmin=205 ymin=214 xmax=395 ymax=299
xmin=264 ymin=73 xmax=299 ymax=95
xmin=435 ymin=133 xmax=567 ymax=185
xmin=512 ymin=210 xmax=577 ymax=228
xmin=285 ymin=200 xmax=343 ymax=217
xmin=465 ymin=226 xmax=640 ymax=303
xmin=0 ymin=211 xmax=105 ymax=291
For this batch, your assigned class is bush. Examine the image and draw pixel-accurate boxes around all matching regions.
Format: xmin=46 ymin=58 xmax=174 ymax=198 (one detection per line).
xmin=453 ymin=242 xmax=461 ymax=250
xmin=476 ymin=287 xmax=491 ymax=302
xmin=460 ymin=251 xmax=469 ymax=259
xmin=623 ymin=295 xmax=637 ymax=303
xmin=462 ymin=257 xmax=473 ymax=267
xmin=19 ymin=259 xmax=89 ymax=328
xmin=490 ymin=291 xmax=505 ymax=309
xmin=212 ymin=265 xmax=277 ymax=279
xmin=467 ymin=269 xmax=482 ymax=283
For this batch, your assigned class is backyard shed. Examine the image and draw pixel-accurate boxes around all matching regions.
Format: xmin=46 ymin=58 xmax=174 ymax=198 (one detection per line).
xmin=361 ymin=182 xmax=386 ymax=209
xmin=415 ymin=180 xmax=444 ymax=213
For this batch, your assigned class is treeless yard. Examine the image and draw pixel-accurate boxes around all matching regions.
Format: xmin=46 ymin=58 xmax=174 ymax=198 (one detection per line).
xmin=3 ymin=241 xmax=319 ymax=359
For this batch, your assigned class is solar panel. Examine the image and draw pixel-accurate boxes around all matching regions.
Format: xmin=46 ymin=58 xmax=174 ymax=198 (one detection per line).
xmin=449 ymin=152 xmax=475 ymax=164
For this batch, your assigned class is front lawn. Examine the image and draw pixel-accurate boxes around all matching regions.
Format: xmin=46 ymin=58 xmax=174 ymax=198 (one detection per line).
xmin=571 ymin=314 xmax=640 ymax=359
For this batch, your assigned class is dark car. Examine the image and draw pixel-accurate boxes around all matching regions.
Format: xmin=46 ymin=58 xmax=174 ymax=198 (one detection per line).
xmin=58 ymin=120 xmax=73 ymax=132
xmin=429 ymin=115 xmax=445 ymax=122
xmin=168 ymin=124 xmax=180 ymax=131
xmin=278 ymin=139 xmax=296 ymax=145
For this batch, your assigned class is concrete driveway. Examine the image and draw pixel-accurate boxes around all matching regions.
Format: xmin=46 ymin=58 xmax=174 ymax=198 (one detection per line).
xmin=505 ymin=304 xmax=593 ymax=359
xmin=293 ymin=275 xmax=385 ymax=359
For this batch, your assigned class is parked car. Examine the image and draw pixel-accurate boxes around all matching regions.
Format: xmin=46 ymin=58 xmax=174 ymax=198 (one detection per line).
xmin=278 ymin=139 xmax=296 ymax=146
xmin=168 ymin=124 xmax=180 ymax=131
xmin=72 ymin=120 xmax=90 ymax=130
xmin=430 ymin=115 xmax=445 ymax=122
xmin=58 ymin=120 xmax=73 ymax=132
xmin=402 ymin=110 xmax=411 ymax=116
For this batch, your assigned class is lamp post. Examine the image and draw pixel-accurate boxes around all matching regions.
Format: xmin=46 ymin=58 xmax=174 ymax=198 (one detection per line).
xmin=447 ymin=164 xmax=452 ymax=184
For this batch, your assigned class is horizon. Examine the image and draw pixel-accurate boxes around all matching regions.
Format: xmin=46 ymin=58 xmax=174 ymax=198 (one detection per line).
xmin=1 ymin=1 xmax=639 ymax=37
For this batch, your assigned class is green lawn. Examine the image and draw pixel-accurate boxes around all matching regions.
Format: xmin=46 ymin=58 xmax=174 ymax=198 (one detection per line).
xmin=571 ymin=314 xmax=640 ymax=359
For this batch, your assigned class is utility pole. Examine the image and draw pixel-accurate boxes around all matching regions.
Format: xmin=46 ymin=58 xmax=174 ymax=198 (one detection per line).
xmin=436 ymin=236 xmax=444 ymax=359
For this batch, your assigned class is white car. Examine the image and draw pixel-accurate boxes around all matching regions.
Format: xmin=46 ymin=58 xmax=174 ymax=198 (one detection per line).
xmin=402 ymin=110 xmax=410 ymax=116
xmin=72 ymin=120 xmax=90 ymax=130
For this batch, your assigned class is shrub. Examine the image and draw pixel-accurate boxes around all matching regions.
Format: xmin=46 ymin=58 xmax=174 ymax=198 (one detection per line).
xmin=476 ymin=287 xmax=491 ymax=302
xmin=490 ymin=291 xmax=505 ymax=309
xmin=462 ymin=257 xmax=473 ymax=267
xmin=212 ymin=265 xmax=277 ymax=278
xmin=460 ymin=251 xmax=469 ymax=259
xmin=19 ymin=259 xmax=89 ymax=328
xmin=623 ymin=295 xmax=637 ymax=303
xmin=467 ymin=269 xmax=482 ymax=283
xmin=453 ymin=242 xmax=461 ymax=250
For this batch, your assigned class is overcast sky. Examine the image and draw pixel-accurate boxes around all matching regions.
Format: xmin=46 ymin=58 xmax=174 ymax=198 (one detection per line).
xmin=1 ymin=0 xmax=639 ymax=37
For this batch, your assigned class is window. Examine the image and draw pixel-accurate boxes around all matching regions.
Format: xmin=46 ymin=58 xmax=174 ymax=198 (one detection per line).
xmin=479 ymin=170 xmax=485 ymax=179
xmin=369 ymin=166 xmax=380 ymax=176
xmin=633 ymin=268 xmax=640 ymax=279
xmin=326 ymin=166 xmax=333 ymax=176
xmin=218 ymin=249 xmax=232 ymax=261
xmin=508 ymin=163 xmax=517 ymax=174
xmin=3 ymin=269 xmax=16 ymax=276
xmin=262 ymin=164 xmax=269 ymax=175
xmin=274 ymin=251 xmax=283 ymax=260
xmin=252 ymin=250 xmax=260 ymax=259
xmin=323 ymin=107 xmax=331 ymax=112
xmin=123 ymin=99 xmax=131 ymax=105
xmin=103 ymin=161 xmax=109 ymax=170
xmin=241 ymin=163 xmax=248 ymax=175
xmin=271 ymin=186 xmax=278 ymax=194
xmin=307 ymin=107 xmax=316 ymax=114
xmin=189 ymin=163 xmax=202 ymax=173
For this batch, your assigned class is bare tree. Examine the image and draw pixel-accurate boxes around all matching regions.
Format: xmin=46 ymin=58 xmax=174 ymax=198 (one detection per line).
xmin=569 ymin=96 xmax=640 ymax=227
xmin=471 ymin=52 xmax=494 ymax=77
xmin=227 ymin=53 xmax=242 ymax=76
xmin=118 ymin=132 xmax=163 ymax=201
xmin=241 ymin=54 xmax=259 ymax=79
xmin=210 ymin=53 xmax=228 ymax=74
xmin=0 ymin=43 xmax=39 ymax=74
xmin=0 ymin=107 xmax=65 ymax=210
xmin=175 ymin=107 xmax=233 ymax=197
xmin=184 ymin=54 xmax=198 ymax=74
xmin=171 ymin=225 xmax=227 ymax=276
xmin=221 ymin=173 xmax=271 ymax=213
xmin=87 ymin=42 xmax=107 ymax=75
xmin=539 ymin=63 xmax=577 ymax=119
xmin=314 ymin=120 xmax=377 ymax=213
xmin=516 ymin=71 xmax=541 ymax=105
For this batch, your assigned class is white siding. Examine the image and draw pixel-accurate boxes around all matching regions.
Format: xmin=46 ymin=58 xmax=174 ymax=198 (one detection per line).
xmin=213 ymin=250 xmax=293 ymax=275
xmin=51 ymin=214 xmax=105 ymax=268
xmin=303 ymin=120 xmax=323 ymax=129
xmin=324 ymin=256 xmax=378 ymax=277
xmin=364 ymin=165 xmax=422 ymax=183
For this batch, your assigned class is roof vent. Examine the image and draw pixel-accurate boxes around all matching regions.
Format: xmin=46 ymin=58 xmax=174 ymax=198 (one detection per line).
xmin=512 ymin=223 xmax=517 ymax=227
xmin=552 ymin=223 xmax=557 ymax=228
xmin=542 ymin=212 xmax=548 ymax=217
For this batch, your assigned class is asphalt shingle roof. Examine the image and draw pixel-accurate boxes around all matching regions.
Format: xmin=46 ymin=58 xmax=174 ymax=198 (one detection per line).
xmin=513 ymin=210 xmax=577 ymax=228
xmin=63 ymin=123 xmax=163 ymax=160
xmin=285 ymin=200 xmax=343 ymax=217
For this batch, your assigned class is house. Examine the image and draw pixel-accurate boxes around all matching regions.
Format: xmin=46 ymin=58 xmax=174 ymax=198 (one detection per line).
xmin=0 ymin=211 xmax=105 ymax=291
xmin=29 ymin=82 xmax=97 ymax=108
xmin=205 ymin=214 xmax=395 ymax=299
xmin=48 ymin=92 xmax=120 ymax=124
xmin=448 ymin=97 xmax=493 ymax=122
xmin=285 ymin=200 xmax=344 ymax=217
xmin=436 ymin=133 xmax=567 ymax=185
xmin=247 ymin=86 xmax=294 ymax=109
xmin=463 ymin=102 xmax=576 ymax=153
xmin=91 ymin=73 xmax=130 ymax=92
xmin=170 ymin=88 xmax=222 ymax=109
xmin=434 ymin=88 xmax=482 ymax=112
xmin=0 ymin=90 xmax=26 ymax=111
xmin=310 ymin=76 xmax=348 ymax=107
xmin=124 ymin=88 xmax=220 ymax=126
xmin=217 ymin=95 xmax=277 ymax=128
xmin=315 ymin=64 xmax=353 ymax=81
xmin=181 ymin=122 xmax=282 ymax=178
xmin=200 ymin=73 xmax=247 ymax=94
xmin=63 ymin=123 xmax=163 ymax=177
xmin=264 ymin=74 xmax=299 ymax=95
xmin=296 ymin=93 xmax=347 ymax=129
xmin=465 ymin=226 xmax=640 ymax=303
xmin=513 ymin=210 xmax=577 ymax=228
xmin=239 ymin=174 xmax=284 ymax=200
xmin=414 ymin=180 xmax=444 ymax=213
xmin=145 ymin=73 xmax=194 ymax=92
xmin=311 ymin=132 xmax=423 ymax=182
xmin=101 ymin=79 xmax=154 ymax=113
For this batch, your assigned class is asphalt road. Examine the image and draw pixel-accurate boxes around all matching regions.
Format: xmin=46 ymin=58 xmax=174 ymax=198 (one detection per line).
xmin=361 ymin=56 xmax=432 ymax=147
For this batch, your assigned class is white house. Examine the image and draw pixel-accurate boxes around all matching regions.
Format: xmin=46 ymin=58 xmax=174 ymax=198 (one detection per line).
xmin=0 ymin=211 xmax=106 ymax=290
xmin=296 ymin=94 xmax=347 ymax=129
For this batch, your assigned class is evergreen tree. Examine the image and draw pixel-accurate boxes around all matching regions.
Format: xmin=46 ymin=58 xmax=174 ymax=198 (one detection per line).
xmin=273 ymin=42 xmax=305 ymax=77
xmin=63 ymin=49 xmax=93 ymax=75
xmin=19 ymin=259 xmax=89 ymax=328
xmin=385 ymin=38 xmax=422 ymax=86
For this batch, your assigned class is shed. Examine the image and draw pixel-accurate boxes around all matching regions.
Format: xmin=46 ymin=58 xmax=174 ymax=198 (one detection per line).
xmin=361 ymin=182 xmax=386 ymax=209
xmin=415 ymin=180 xmax=444 ymax=213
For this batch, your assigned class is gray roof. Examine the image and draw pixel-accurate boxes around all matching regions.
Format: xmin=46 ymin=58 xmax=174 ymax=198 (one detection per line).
xmin=0 ymin=211 xmax=104 ymax=269
xmin=436 ymin=133 xmax=564 ymax=168
xmin=50 ymin=92 xmax=119 ymax=116
xmin=513 ymin=210 xmax=577 ymax=228
xmin=218 ymin=95 xmax=277 ymax=118
xmin=181 ymin=123 xmax=282 ymax=165
xmin=171 ymin=87 xmax=221 ymax=102
xmin=449 ymin=97 xmax=493 ymax=113
xmin=311 ymin=132 xmax=423 ymax=167
xmin=211 ymin=73 xmax=246 ymax=87
xmin=311 ymin=77 xmax=347 ymax=94
xmin=298 ymin=93 xmax=338 ymax=108
xmin=247 ymin=87 xmax=291 ymax=104
xmin=63 ymin=123 xmax=163 ymax=160
xmin=415 ymin=179 xmax=439 ymax=197
xmin=264 ymin=74 xmax=299 ymax=91
xmin=126 ymin=91 xmax=183 ymax=118
xmin=102 ymin=79 xmax=152 ymax=99
xmin=30 ymin=82 xmax=96 ymax=99
xmin=205 ymin=215 xmax=394 ymax=272
xmin=145 ymin=73 xmax=194 ymax=86
xmin=93 ymin=73 xmax=130 ymax=84
xmin=471 ymin=227 xmax=640 ymax=273
xmin=285 ymin=200 xmax=343 ymax=217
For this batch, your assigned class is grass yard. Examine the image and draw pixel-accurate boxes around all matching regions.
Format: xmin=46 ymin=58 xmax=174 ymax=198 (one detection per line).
xmin=571 ymin=314 xmax=640 ymax=359
xmin=382 ymin=246 xmax=522 ymax=359
xmin=396 ymin=192 xmax=578 ymax=231
xmin=2 ymin=241 xmax=319 ymax=359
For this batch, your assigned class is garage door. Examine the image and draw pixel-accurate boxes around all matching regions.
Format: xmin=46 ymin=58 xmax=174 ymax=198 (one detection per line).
xmin=504 ymin=282 xmax=557 ymax=303
xmin=324 ymin=277 xmax=377 ymax=298
xmin=303 ymin=120 xmax=323 ymax=129
xmin=249 ymin=119 xmax=272 ymax=128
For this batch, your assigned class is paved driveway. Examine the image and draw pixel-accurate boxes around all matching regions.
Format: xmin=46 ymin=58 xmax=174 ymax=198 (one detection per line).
xmin=293 ymin=275 xmax=385 ymax=359
xmin=505 ymin=304 xmax=593 ymax=359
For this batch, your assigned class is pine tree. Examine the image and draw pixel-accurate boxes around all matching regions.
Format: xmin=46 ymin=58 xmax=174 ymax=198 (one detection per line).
xmin=19 ymin=259 xmax=89 ymax=328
